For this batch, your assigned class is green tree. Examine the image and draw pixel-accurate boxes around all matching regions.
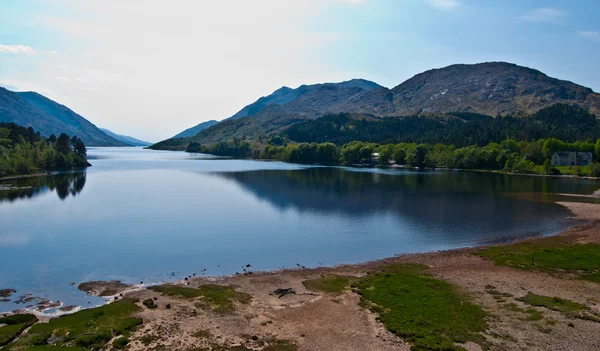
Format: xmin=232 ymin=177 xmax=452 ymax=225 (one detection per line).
xmin=543 ymin=159 xmax=552 ymax=175
xmin=542 ymin=138 xmax=566 ymax=159
xmin=56 ymin=133 xmax=71 ymax=155
xmin=596 ymin=139 xmax=600 ymax=161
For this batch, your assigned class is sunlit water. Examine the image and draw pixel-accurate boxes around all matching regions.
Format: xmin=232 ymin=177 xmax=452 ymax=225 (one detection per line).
xmin=1 ymin=147 xmax=599 ymax=313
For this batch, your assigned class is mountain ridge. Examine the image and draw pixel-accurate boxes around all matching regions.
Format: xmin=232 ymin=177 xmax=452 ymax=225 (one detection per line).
xmin=0 ymin=88 xmax=129 ymax=146
xmin=99 ymin=128 xmax=152 ymax=146
xmin=152 ymin=62 xmax=600 ymax=150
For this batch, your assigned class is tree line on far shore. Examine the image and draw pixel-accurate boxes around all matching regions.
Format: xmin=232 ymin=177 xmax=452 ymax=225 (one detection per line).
xmin=0 ymin=122 xmax=89 ymax=177
xmin=259 ymin=138 xmax=600 ymax=175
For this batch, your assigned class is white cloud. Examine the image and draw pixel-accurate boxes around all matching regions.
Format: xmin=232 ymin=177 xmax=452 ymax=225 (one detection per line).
xmin=19 ymin=0 xmax=348 ymax=141
xmin=521 ymin=8 xmax=565 ymax=24
xmin=75 ymin=78 xmax=86 ymax=82
xmin=46 ymin=50 xmax=60 ymax=55
xmin=56 ymin=76 xmax=70 ymax=82
xmin=424 ymin=0 xmax=461 ymax=11
xmin=0 ymin=44 xmax=37 ymax=54
xmin=578 ymin=30 xmax=600 ymax=41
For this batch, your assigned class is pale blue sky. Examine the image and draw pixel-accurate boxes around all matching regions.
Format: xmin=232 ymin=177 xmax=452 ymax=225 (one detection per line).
xmin=1 ymin=0 xmax=599 ymax=141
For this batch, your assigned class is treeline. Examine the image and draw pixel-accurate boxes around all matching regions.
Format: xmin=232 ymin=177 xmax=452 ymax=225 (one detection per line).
xmin=259 ymin=138 xmax=600 ymax=176
xmin=186 ymin=139 xmax=252 ymax=158
xmin=0 ymin=123 xmax=89 ymax=177
xmin=285 ymin=104 xmax=600 ymax=146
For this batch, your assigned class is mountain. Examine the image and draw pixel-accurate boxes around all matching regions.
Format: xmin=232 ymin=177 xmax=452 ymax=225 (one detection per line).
xmin=149 ymin=79 xmax=384 ymax=149
xmin=0 ymin=87 xmax=128 ymax=146
xmin=227 ymin=79 xmax=383 ymax=121
xmin=171 ymin=120 xmax=219 ymax=139
xmin=388 ymin=62 xmax=600 ymax=116
xmin=150 ymin=62 xmax=600 ymax=150
xmin=99 ymin=128 xmax=152 ymax=146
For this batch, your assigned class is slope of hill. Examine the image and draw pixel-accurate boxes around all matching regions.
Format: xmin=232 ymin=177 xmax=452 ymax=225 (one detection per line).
xmin=99 ymin=128 xmax=151 ymax=146
xmin=150 ymin=62 xmax=600 ymax=150
xmin=0 ymin=87 xmax=128 ymax=146
xmin=171 ymin=120 xmax=219 ymax=139
xmin=389 ymin=62 xmax=600 ymax=116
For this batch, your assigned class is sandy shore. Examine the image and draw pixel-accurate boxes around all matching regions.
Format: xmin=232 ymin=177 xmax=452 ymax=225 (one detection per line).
xmin=103 ymin=201 xmax=600 ymax=351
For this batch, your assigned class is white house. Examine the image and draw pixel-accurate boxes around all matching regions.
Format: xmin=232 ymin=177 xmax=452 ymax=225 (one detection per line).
xmin=551 ymin=152 xmax=593 ymax=167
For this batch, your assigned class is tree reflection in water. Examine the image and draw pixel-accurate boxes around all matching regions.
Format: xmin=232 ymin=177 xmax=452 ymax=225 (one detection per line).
xmin=0 ymin=172 xmax=86 ymax=203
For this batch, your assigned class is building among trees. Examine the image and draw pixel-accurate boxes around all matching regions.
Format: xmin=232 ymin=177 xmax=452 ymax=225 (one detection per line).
xmin=551 ymin=152 xmax=593 ymax=167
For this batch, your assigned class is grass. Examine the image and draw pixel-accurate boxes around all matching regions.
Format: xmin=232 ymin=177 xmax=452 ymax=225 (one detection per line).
xmin=478 ymin=239 xmax=600 ymax=283
xmin=0 ymin=314 xmax=38 ymax=346
xmin=302 ymin=275 xmax=350 ymax=294
xmin=4 ymin=298 xmax=142 ymax=350
xmin=517 ymin=293 xmax=589 ymax=316
xmin=532 ymin=165 xmax=592 ymax=176
xmin=150 ymin=284 xmax=251 ymax=313
xmin=352 ymin=264 xmax=488 ymax=351
xmin=502 ymin=303 xmax=544 ymax=321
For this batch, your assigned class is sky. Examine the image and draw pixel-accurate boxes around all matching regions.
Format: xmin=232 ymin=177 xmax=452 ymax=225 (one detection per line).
xmin=1 ymin=0 xmax=600 ymax=142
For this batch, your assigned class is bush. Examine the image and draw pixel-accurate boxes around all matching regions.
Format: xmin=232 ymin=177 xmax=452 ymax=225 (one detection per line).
xmin=591 ymin=163 xmax=600 ymax=177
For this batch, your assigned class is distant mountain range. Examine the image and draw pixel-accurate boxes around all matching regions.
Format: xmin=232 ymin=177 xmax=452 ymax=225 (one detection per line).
xmin=0 ymin=87 xmax=145 ymax=147
xmin=151 ymin=62 xmax=600 ymax=150
xmin=99 ymin=128 xmax=152 ymax=146
xmin=171 ymin=120 xmax=219 ymax=139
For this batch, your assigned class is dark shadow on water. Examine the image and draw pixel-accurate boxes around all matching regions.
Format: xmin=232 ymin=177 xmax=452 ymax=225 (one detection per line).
xmin=0 ymin=172 xmax=86 ymax=203
xmin=213 ymin=168 xmax=599 ymax=241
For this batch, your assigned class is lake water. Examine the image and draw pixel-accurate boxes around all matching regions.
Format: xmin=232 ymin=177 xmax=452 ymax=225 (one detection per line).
xmin=1 ymin=147 xmax=599 ymax=313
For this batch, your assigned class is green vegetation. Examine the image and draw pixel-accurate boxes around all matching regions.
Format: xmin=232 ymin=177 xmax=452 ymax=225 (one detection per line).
xmin=286 ymin=105 xmax=600 ymax=147
xmin=0 ymin=314 xmax=38 ymax=325
xmin=517 ymin=293 xmax=589 ymax=316
xmin=302 ymin=275 xmax=350 ymax=294
xmin=478 ymin=240 xmax=600 ymax=283
xmin=352 ymin=264 xmax=488 ymax=351
xmin=112 ymin=336 xmax=130 ymax=349
xmin=4 ymin=298 xmax=142 ymax=350
xmin=149 ymin=284 xmax=251 ymax=313
xmin=143 ymin=298 xmax=157 ymax=309
xmin=0 ymin=314 xmax=37 ymax=347
xmin=0 ymin=122 xmax=88 ymax=177
xmin=502 ymin=303 xmax=544 ymax=322
xmin=184 ymin=138 xmax=252 ymax=158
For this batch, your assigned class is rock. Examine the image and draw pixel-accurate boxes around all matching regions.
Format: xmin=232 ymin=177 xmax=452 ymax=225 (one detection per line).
xmin=0 ymin=289 xmax=16 ymax=298
xmin=273 ymin=288 xmax=296 ymax=298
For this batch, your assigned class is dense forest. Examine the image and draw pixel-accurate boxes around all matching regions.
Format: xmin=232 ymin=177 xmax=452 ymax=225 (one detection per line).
xmin=0 ymin=122 xmax=89 ymax=177
xmin=285 ymin=104 xmax=600 ymax=146
xmin=186 ymin=139 xmax=252 ymax=158
xmin=259 ymin=138 xmax=600 ymax=176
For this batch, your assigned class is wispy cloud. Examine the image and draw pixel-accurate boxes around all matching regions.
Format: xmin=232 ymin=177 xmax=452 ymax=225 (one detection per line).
xmin=56 ymin=76 xmax=70 ymax=82
xmin=424 ymin=0 xmax=461 ymax=11
xmin=578 ymin=31 xmax=600 ymax=41
xmin=46 ymin=50 xmax=59 ymax=55
xmin=521 ymin=8 xmax=565 ymax=24
xmin=0 ymin=44 xmax=37 ymax=54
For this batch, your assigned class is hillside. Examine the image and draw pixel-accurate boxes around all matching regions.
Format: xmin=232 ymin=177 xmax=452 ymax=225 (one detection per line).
xmin=0 ymin=88 xmax=128 ymax=146
xmin=171 ymin=120 xmax=219 ymax=139
xmin=99 ymin=128 xmax=152 ymax=146
xmin=151 ymin=62 xmax=600 ymax=150
xmin=389 ymin=62 xmax=600 ymax=116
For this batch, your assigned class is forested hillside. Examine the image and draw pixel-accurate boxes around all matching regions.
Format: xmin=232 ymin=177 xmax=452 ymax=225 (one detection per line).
xmin=0 ymin=123 xmax=89 ymax=177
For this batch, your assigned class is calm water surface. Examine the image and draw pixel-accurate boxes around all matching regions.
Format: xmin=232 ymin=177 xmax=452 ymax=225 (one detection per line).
xmin=1 ymin=147 xmax=599 ymax=312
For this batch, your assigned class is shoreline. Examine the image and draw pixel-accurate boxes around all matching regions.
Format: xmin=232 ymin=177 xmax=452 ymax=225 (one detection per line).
xmin=2 ymin=200 xmax=600 ymax=350
xmin=2 ymin=199 xmax=596 ymax=314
